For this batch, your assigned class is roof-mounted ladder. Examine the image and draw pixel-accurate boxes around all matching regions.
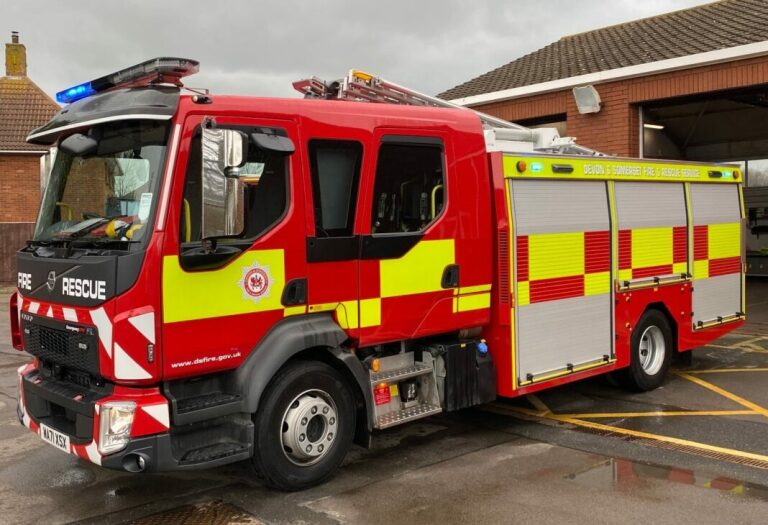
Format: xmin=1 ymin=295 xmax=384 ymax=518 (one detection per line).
xmin=293 ymin=70 xmax=604 ymax=156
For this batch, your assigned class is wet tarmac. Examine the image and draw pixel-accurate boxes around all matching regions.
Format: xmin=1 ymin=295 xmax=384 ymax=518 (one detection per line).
xmin=0 ymin=281 xmax=767 ymax=523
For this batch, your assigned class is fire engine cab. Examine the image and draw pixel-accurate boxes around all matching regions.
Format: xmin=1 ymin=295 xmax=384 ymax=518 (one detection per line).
xmin=11 ymin=58 xmax=745 ymax=490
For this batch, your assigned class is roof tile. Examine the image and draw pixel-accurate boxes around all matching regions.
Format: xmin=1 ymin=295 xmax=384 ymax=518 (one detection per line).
xmin=0 ymin=76 xmax=59 ymax=151
xmin=439 ymin=0 xmax=768 ymax=100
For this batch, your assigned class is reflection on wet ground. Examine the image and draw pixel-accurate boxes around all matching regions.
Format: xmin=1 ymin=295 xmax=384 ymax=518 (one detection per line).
xmin=567 ymin=456 xmax=768 ymax=503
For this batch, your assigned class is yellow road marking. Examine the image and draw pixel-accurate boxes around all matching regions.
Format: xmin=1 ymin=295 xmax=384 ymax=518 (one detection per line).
xmin=699 ymin=343 xmax=768 ymax=354
xmin=554 ymin=410 xmax=755 ymax=419
xmin=677 ymin=372 xmax=768 ymax=419
xmin=484 ymin=403 xmax=768 ymax=464
xmin=525 ymin=394 xmax=550 ymax=415
xmin=687 ymin=368 xmax=768 ymax=374
xmin=736 ymin=336 xmax=766 ymax=346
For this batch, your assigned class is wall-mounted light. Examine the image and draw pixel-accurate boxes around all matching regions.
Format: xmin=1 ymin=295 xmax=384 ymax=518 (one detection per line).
xmin=572 ymin=85 xmax=601 ymax=114
xmin=643 ymin=123 xmax=665 ymax=130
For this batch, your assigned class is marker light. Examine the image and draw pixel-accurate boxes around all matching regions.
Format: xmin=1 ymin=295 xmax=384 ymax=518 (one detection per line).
xmin=56 ymin=57 xmax=200 ymax=105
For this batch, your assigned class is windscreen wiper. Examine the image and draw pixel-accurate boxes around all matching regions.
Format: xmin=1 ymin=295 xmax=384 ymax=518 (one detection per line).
xmin=68 ymin=218 xmax=111 ymax=238
xmin=69 ymin=238 xmax=140 ymax=248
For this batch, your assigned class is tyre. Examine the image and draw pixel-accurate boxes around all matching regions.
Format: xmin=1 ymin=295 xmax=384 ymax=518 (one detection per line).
xmin=252 ymin=360 xmax=356 ymax=491
xmin=617 ymin=309 xmax=673 ymax=392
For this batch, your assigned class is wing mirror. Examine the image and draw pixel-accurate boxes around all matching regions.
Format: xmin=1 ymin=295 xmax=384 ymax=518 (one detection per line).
xmin=250 ymin=131 xmax=294 ymax=155
xmin=201 ymin=128 xmax=248 ymax=239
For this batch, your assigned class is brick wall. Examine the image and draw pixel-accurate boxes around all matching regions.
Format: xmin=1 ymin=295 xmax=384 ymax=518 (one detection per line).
xmin=0 ymin=153 xmax=42 ymax=222
xmin=0 ymin=223 xmax=34 ymax=283
xmin=474 ymin=54 xmax=768 ymax=158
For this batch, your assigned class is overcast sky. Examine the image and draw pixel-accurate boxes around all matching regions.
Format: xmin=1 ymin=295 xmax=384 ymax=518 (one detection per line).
xmin=3 ymin=0 xmax=711 ymax=101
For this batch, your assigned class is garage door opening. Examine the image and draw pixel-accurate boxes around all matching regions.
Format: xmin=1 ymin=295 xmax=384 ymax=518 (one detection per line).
xmin=641 ymin=87 xmax=768 ymax=276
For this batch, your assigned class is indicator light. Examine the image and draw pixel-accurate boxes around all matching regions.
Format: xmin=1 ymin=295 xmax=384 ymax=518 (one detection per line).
xmin=371 ymin=358 xmax=381 ymax=373
xmin=516 ymin=160 xmax=527 ymax=173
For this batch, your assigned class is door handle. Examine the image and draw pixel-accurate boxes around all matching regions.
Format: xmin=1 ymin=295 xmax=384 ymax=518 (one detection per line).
xmin=441 ymin=264 xmax=459 ymax=289
xmin=281 ymin=278 xmax=307 ymax=306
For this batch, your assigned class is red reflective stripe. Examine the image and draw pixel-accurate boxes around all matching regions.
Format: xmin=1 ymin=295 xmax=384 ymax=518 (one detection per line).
xmin=708 ymin=256 xmax=742 ymax=277
xmin=584 ymin=230 xmax=611 ymax=273
xmin=516 ymin=236 xmax=529 ymax=282
xmin=694 ymin=225 xmax=708 ymax=260
xmin=529 ymin=275 xmax=584 ymax=303
xmin=632 ymin=264 xmax=674 ymax=279
xmin=673 ymin=226 xmax=687 ymax=263
xmin=618 ymin=229 xmax=632 ymax=270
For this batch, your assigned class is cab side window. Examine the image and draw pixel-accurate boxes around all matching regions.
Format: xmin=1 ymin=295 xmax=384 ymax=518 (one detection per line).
xmin=180 ymin=128 xmax=289 ymax=244
xmin=308 ymin=140 xmax=363 ymax=237
xmin=371 ymin=138 xmax=445 ymax=234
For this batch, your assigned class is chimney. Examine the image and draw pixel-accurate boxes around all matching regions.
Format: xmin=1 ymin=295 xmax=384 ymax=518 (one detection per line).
xmin=5 ymin=31 xmax=27 ymax=77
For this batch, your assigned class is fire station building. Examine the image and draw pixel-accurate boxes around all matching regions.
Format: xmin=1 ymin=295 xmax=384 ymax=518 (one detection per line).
xmin=440 ymin=0 xmax=768 ymax=275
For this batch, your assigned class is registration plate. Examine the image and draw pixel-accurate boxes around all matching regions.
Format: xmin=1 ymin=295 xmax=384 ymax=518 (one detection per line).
xmin=39 ymin=423 xmax=70 ymax=453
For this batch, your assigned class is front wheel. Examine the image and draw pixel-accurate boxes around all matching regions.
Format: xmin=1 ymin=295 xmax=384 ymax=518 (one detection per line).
xmin=252 ymin=360 xmax=355 ymax=491
xmin=617 ymin=310 xmax=673 ymax=392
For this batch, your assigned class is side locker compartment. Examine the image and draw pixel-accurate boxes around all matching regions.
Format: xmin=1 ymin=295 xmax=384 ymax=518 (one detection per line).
xmin=690 ymin=184 xmax=744 ymax=327
xmin=510 ymin=179 xmax=613 ymax=385
xmin=614 ymin=182 xmax=688 ymax=286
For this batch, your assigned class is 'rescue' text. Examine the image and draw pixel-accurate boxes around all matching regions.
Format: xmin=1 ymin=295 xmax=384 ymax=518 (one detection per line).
xmin=61 ymin=277 xmax=107 ymax=300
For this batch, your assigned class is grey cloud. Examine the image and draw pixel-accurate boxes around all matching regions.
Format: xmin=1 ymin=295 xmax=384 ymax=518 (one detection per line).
xmin=3 ymin=0 xmax=708 ymax=100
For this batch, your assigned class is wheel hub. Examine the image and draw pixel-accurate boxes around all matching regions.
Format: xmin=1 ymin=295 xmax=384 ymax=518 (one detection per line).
xmin=281 ymin=389 xmax=338 ymax=466
xmin=639 ymin=325 xmax=665 ymax=375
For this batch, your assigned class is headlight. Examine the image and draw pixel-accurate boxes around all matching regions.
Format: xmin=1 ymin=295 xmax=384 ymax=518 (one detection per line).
xmin=98 ymin=401 xmax=136 ymax=455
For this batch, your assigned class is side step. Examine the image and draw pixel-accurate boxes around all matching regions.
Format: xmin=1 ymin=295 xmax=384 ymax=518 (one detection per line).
xmin=177 ymin=392 xmax=242 ymax=414
xmin=370 ymin=351 xmax=443 ymax=430
xmin=180 ymin=441 xmax=250 ymax=465
xmin=172 ymin=392 xmax=242 ymax=425
xmin=377 ymin=404 xmax=442 ymax=429
xmin=370 ymin=363 xmax=432 ymax=384
xmin=171 ymin=416 xmax=253 ymax=468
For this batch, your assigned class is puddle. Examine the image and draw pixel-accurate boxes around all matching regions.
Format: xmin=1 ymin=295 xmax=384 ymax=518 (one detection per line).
xmin=566 ymin=457 xmax=768 ymax=502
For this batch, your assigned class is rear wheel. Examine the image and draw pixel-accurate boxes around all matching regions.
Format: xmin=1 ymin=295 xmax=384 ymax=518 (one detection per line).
xmin=252 ymin=360 xmax=355 ymax=491
xmin=617 ymin=309 xmax=673 ymax=392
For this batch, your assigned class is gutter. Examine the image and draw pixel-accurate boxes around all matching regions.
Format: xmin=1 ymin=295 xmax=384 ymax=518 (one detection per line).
xmin=449 ymin=40 xmax=768 ymax=107
xmin=0 ymin=150 xmax=47 ymax=155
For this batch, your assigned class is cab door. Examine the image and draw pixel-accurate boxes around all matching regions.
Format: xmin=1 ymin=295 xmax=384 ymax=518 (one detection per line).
xmin=304 ymin=136 xmax=368 ymax=340
xmin=357 ymin=131 xmax=458 ymax=345
xmin=161 ymin=115 xmax=307 ymax=378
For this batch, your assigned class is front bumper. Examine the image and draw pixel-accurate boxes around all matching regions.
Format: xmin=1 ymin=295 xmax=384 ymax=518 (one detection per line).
xmin=17 ymin=362 xmax=251 ymax=472
xmin=17 ymin=362 xmax=172 ymax=470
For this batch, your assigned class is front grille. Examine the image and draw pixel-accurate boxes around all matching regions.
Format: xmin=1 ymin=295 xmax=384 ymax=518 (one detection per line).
xmin=23 ymin=317 xmax=100 ymax=376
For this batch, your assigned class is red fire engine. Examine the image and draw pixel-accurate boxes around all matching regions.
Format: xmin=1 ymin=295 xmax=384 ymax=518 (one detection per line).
xmin=10 ymin=58 xmax=745 ymax=490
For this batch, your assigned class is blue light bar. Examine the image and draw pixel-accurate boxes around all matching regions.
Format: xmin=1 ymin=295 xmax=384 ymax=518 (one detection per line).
xmin=56 ymin=82 xmax=96 ymax=104
xmin=54 ymin=57 xmax=200 ymax=105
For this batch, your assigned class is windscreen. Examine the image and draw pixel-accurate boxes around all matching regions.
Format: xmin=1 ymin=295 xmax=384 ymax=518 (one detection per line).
xmin=34 ymin=120 xmax=170 ymax=247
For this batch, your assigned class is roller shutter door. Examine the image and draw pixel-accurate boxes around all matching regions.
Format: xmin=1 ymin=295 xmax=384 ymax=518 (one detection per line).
xmin=510 ymin=179 xmax=612 ymax=383
xmin=690 ymin=184 xmax=743 ymax=327
xmin=614 ymin=182 xmax=688 ymax=284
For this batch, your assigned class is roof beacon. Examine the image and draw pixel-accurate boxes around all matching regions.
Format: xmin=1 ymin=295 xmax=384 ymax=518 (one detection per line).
xmin=55 ymin=57 xmax=199 ymax=104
